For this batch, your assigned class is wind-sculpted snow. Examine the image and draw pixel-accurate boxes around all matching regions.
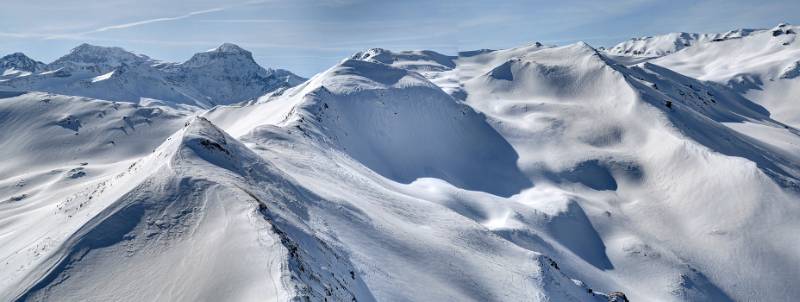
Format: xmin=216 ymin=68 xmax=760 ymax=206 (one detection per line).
xmin=283 ymin=59 xmax=532 ymax=197
xmin=342 ymin=41 xmax=800 ymax=301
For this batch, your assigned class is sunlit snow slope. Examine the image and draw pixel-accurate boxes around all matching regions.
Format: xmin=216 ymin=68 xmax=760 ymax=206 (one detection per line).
xmin=650 ymin=23 xmax=800 ymax=128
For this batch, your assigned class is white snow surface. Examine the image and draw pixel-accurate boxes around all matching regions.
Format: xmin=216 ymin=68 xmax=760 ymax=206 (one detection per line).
xmin=2 ymin=24 xmax=800 ymax=302
xmin=649 ymin=23 xmax=800 ymax=128
xmin=607 ymin=28 xmax=757 ymax=57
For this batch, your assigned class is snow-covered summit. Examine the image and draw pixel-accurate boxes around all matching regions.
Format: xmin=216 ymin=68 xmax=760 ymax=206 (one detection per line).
xmin=0 ymin=52 xmax=46 ymax=76
xmin=168 ymin=43 xmax=305 ymax=106
xmin=183 ymin=42 xmax=256 ymax=68
xmin=49 ymin=43 xmax=152 ymax=73
xmin=209 ymin=42 xmax=251 ymax=54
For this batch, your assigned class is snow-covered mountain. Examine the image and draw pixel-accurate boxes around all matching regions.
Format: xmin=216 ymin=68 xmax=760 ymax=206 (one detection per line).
xmin=648 ymin=23 xmax=800 ymax=128
xmin=607 ymin=23 xmax=800 ymax=126
xmin=346 ymin=42 xmax=800 ymax=301
xmin=0 ymin=53 xmax=46 ymax=79
xmin=163 ymin=43 xmax=304 ymax=107
xmin=607 ymin=28 xmax=757 ymax=57
xmin=0 ymin=43 xmax=304 ymax=108
xmin=2 ymin=24 xmax=800 ymax=302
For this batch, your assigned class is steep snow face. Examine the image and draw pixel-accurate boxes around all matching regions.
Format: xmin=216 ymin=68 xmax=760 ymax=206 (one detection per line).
xmin=289 ymin=59 xmax=533 ymax=196
xmin=206 ymin=58 xmax=534 ymax=196
xmin=607 ymin=28 xmax=756 ymax=57
xmin=0 ymin=43 xmax=304 ymax=108
xmin=651 ymin=23 xmax=800 ymax=127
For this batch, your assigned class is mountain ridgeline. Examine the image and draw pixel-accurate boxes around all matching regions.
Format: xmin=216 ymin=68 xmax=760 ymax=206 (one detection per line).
xmin=0 ymin=43 xmax=304 ymax=108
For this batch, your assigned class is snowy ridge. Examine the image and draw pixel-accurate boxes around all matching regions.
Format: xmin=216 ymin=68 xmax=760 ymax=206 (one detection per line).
xmin=5 ymin=116 xmax=374 ymax=301
xmin=607 ymin=28 xmax=758 ymax=57
xmin=649 ymin=23 xmax=800 ymax=127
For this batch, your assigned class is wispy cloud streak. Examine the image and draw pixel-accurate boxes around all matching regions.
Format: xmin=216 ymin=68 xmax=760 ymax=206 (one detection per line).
xmin=41 ymin=1 xmax=269 ymax=40
xmin=89 ymin=8 xmax=225 ymax=33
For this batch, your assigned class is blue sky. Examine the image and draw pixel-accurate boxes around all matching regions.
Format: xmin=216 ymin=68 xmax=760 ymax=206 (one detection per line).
xmin=1 ymin=0 xmax=798 ymax=76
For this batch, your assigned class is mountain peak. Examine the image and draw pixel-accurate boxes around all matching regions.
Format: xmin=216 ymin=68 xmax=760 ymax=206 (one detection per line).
xmin=50 ymin=43 xmax=150 ymax=71
xmin=209 ymin=43 xmax=251 ymax=55
xmin=183 ymin=43 xmax=257 ymax=69
xmin=72 ymin=43 xmax=100 ymax=52
xmin=67 ymin=43 xmax=143 ymax=58
xmin=0 ymin=52 xmax=45 ymax=72
xmin=3 ymin=52 xmax=32 ymax=59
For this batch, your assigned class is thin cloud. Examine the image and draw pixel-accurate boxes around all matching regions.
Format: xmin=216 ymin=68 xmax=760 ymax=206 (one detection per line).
xmin=54 ymin=0 xmax=271 ymax=38
xmin=89 ymin=8 xmax=225 ymax=33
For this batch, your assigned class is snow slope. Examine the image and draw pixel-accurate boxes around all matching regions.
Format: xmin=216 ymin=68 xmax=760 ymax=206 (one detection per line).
xmin=2 ymin=26 xmax=800 ymax=302
xmin=0 ymin=44 xmax=304 ymax=108
xmin=607 ymin=28 xmax=756 ymax=57
xmin=6 ymin=117 xmax=377 ymax=301
xmin=348 ymin=42 xmax=800 ymax=301
xmin=205 ymin=60 xmax=607 ymax=301
xmin=649 ymin=23 xmax=800 ymax=128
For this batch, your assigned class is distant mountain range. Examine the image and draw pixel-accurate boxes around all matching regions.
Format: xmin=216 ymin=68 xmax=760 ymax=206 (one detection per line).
xmin=0 ymin=43 xmax=304 ymax=108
